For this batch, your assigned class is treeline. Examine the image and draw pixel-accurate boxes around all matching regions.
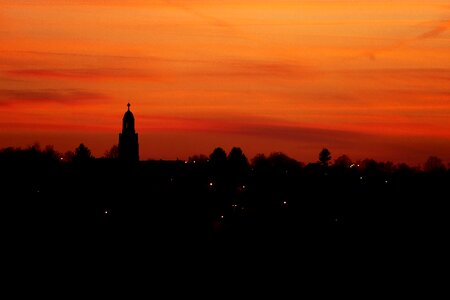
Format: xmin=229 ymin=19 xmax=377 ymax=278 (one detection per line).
xmin=1 ymin=142 xmax=449 ymax=252
xmin=1 ymin=142 xmax=448 ymax=173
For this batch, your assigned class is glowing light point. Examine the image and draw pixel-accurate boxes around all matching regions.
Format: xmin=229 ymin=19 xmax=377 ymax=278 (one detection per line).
xmin=104 ymin=210 xmax=108 ymax=214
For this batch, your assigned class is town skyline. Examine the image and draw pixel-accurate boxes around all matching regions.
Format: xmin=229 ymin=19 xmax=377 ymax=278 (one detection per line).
xmin=1 ymin=1 xmax=449 ymax=164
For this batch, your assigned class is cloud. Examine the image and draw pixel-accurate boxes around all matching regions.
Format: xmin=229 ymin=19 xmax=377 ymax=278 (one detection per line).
xmin=0 ymin=0 xmax=160 ymax=7
xmin=0 ymin=50 xmax=211 ymax=67
xmin=191 ymin=59 xmax=318 ymax=79
xmin=417 ymin=19 xmax=450 ymax=39
xmin=139 ymin=114 xmax=366 ymax=146
xmin=0 ymin=89 xmax=110 ymax=105
xmin=0 ymin=50 xmax=148 ymax=61
xmin=233 ymin=123 xmax=362 ymax=146
xmin=362 ymin=19 xmax=450 ymax=60
xmin=6 ymin=68 xmax=160 ymax=81
xmin=334 ymin=68 xmax=450 ymax=81
xmin=4 ymin=62 xmax=308 ymax=82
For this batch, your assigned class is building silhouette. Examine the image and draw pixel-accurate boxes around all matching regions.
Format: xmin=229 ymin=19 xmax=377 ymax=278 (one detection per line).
xmin=119 ymin=103 xmax=139 ymax=162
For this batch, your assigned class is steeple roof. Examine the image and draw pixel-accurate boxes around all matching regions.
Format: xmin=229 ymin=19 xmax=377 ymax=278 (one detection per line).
xmin=123 ymin=103 xmax=134 ymax=121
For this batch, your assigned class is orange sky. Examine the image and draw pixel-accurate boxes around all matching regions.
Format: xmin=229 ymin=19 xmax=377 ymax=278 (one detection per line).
xmin=1 ymin=0 xmax=449 ymax=164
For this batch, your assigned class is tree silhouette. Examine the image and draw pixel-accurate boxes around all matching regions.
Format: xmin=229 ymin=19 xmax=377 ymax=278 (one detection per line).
xmin=28 ymin=142 xmax=41 ymax=152
xmin=423 ymin=156 xmax=446 ymax=172
xmin=361 ymin=159 xmax=379 ymax=173
xmin=209 ymin=147 xmax=227 ymax=180
xmin=251 ymin=153 xmax=268 ymax=171
xmin=319 ymin=148 xmax=332 ymax=166
xmin=228 ymin=147 xmax=248 ymax=168
xmin=104 ymin=145 xmax=119 ymax=159
xmin=64 ymin=150 xmax=74 ymax=162
xmin=42 ymin=145 xmax=62 ymax=163
xmin=267 ymin=152 xmax=303 ymax=172
xmin=227 ymin=147 xmax=249 ymax=184
xmin=209 ymin=147 xmax=227 ymax=166
xmin=334 ymin=154 xmax=352 ymax=168
xmin=72 ymin=143 xmax=93 ymax=163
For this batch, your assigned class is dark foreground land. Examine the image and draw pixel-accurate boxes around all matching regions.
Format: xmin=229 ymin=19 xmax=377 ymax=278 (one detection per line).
xmin=2 ymin=158 xmax=448 ymax=244
xmin=2 ymin=152 xmax=447 ymax=295
xmin=1 ymin=149 xmax=449 ymax=277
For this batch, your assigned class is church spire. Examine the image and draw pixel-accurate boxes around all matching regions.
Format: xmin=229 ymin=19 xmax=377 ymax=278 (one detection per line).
xmin=119 ymin=103 xmax=139 ymax=162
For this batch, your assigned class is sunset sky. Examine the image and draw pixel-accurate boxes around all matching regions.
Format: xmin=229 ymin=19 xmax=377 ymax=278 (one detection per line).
xmin=1 ymin=0 xmax=449 ymax=164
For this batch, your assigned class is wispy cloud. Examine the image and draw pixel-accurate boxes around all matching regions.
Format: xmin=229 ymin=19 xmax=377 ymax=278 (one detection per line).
xmin=139 ymin=113 xmax=365 ymax=146
xmin=0 ymin=89 xmax=110 ymax=105
xmin=363 ymin=19 xmax=450 ymax=60
xmin=3 ymin=56 xmax=316 ymax=82
xmin=417 ymin=19 xmax=450 ymax=39
xmin=191 ymin=59 xmax=319 ymax=79
xmin=5 ymin=68 xmax=161 ymax=81
xmin=0 ymin=50 xmax=210 ymax=64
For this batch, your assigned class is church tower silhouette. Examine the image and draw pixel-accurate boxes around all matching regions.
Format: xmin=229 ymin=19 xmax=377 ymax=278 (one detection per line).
xmin=119 ymin=103 xmax=139 ymax=162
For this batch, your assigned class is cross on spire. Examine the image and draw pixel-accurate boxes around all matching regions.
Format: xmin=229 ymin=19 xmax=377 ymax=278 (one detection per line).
xmin=127 ymin=103 xmax=131 ymax=111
